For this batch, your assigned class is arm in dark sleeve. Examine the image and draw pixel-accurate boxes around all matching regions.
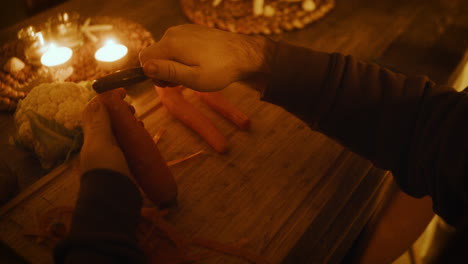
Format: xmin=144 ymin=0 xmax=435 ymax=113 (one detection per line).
xmin=54 ymin=169 xmax=145 ymax=264
xmin=262 ymin=41 xmax=468 ymax=227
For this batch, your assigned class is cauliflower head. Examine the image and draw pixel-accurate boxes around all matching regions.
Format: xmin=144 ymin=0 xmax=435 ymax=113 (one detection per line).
xmin=14 ymin=82 xmax=95 ymax=169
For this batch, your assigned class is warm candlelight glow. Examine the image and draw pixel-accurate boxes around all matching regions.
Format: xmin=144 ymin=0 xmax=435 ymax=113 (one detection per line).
xmin=48 ymin=11 xmax=83 ymax=48
xmin=41 ymin=43 xmax=73 ymax=67
xmin=95 ymin=39 xmax=128 ymax=62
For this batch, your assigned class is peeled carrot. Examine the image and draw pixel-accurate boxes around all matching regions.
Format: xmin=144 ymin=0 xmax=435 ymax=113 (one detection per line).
xmin=98 ymin=89 xmax=177 ymax=206
xmin=155 ymin=85 xmax=228 ymax=153
xmin=197 ymin=91 xmax=251 ymax=130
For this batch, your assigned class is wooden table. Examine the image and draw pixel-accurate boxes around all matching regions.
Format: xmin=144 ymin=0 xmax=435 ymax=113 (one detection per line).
xmin=0 ymin=0 xmax=467 ymax=263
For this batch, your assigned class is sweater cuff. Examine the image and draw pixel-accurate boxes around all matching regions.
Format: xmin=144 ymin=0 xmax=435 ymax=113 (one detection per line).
xmin=54 ymin=169 xmax=143 ymax=263
xmin=71 ymin=169 xmax=142 ymax=236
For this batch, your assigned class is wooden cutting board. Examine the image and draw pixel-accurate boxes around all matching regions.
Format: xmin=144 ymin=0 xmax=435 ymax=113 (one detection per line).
xmin=0 ymin=82 xmax=390 ymax=264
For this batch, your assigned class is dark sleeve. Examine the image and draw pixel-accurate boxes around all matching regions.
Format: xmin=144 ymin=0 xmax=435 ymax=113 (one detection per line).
xmin=262 ymin=41 xmax=468 ymax=227
xmin=54 ymin=169 xmax=145 ymax=264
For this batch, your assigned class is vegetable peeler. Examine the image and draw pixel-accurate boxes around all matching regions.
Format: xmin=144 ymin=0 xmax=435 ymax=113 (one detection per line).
xmin=92 ymin=67 xmax=149 ymax=93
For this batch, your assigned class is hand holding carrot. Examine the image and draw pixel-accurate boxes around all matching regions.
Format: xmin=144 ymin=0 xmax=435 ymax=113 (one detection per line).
xmin=81 ymin=89 xmax=177 ymax=206
xmin=80 ymin=97 xmax=131 ymax=178
xmin=140 ymin=24 xmax=259 ymax=152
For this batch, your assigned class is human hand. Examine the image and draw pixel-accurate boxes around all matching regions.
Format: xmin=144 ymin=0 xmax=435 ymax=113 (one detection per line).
xmin=139 ymin=24 xmax=274 ymax=92
xmin=80 ymin=97 xmax=131 ymax=178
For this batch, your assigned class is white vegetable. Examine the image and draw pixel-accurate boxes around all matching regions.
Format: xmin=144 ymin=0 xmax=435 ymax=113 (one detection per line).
xmin=14 ymin=81 xmax=95 ymax=169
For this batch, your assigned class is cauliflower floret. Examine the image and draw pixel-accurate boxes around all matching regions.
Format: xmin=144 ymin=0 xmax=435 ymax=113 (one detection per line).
xmin=14 ymin=82 xmax=95 ymax=168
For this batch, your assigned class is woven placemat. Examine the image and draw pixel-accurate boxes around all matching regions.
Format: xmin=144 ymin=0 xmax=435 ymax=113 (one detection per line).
xmin=66 ymin=16 xmax=154 ymax=82
xmin=0 ymin=16 xmax=154 ymax=112
xmin=180 ymin=0 xmax=335 ymax=34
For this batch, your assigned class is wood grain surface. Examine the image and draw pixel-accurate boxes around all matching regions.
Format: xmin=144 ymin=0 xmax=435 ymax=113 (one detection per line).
xmin=0 ymin=0 xmax=466 ymax=263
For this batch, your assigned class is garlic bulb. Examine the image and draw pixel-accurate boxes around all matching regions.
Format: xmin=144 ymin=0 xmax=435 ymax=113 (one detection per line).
xmin=4 ymin=57 xmax=25 ymax=74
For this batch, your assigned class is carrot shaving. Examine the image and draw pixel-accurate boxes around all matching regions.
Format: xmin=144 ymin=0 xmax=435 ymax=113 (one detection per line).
xmin=24 ymin=206 xmax=74 ymax=245
xmin=141 ymin=207 xmax=169 ymax=218
xmin=167 ymin=150 xmax=204 ymax=166
xmin=140 ymin=208 xmax=173 ymax=246
xmin=153 ymin=127 xmax=166 ymax=144
xmin=26 ymin=204 xmax=274 ymax=264
xmin=23 ymin=229 xmax=48 ymax=240
xmin=153 ymin=217 xmax=189 ymax=249
xmin=183 ymin=252 xmax=217 ymax=262
xmin=191 ymin=237 xmax=273 ymax=264
xmin=140 ymin=220 xmax=157 ymax=246
xmin=142 ymin=233 xmax=188 ymax=264
xmin=141 ymin=207 xmax=190 ymax=249
xmin=140 ymin=208 xmax=273 ymax=264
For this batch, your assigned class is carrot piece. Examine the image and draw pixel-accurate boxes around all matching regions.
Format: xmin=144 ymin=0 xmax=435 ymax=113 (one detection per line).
xmin=142 ymin=207 xmax=189 ymax=249
xmin=167 ymin=150 xmax=204 ymax=166
xmin=153 ymin=127 xmax=166 ymax=144
xmin=98 ymin=89 xmax=177 ymax=206
xmin=155 ymin=85 xmax=228 ymax=153
xmin=197 ymin=91 xmax=251 ymax=130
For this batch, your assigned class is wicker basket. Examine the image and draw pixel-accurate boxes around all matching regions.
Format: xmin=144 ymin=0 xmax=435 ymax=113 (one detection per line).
xmin=180 ymin=0 xmax=335 ymax=34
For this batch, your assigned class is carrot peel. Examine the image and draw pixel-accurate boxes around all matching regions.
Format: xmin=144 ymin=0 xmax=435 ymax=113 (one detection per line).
xmin=167 ymin=150 xmax=204 ymax=166
xmin=153 ymin=127 xmax=166 ymax=144
xmin=191 ymin=237 xmax=272 ymax=264
xmin=26 ymin=206 xmax=274 ymax=264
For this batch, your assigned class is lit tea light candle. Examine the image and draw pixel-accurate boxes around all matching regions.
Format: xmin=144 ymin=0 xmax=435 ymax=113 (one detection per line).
xmin=41 ymin=43 xmax=73 ymax=67
xmin=95 ymin=39 xmax=128 ymax=62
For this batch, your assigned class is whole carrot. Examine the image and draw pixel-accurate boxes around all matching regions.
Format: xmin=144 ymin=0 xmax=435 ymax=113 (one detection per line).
xmin=98 ymin=88 xmax=177 ymax=206
xmin=196 ymin=91 xmax=251 ymax=130
xmin=155 ymin=85 xmax=228 ymax=153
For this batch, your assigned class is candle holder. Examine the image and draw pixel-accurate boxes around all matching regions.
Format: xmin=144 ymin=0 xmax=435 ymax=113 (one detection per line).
xmin=41 ymin=43 xmax=74 ymax=81
xmin=94 ymin=39 xmax=129 ymax=71
xmin=47 ymin=11 xmax=84 ymax=49
xmin=17 ymin=25 xmax=48 ymax=66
